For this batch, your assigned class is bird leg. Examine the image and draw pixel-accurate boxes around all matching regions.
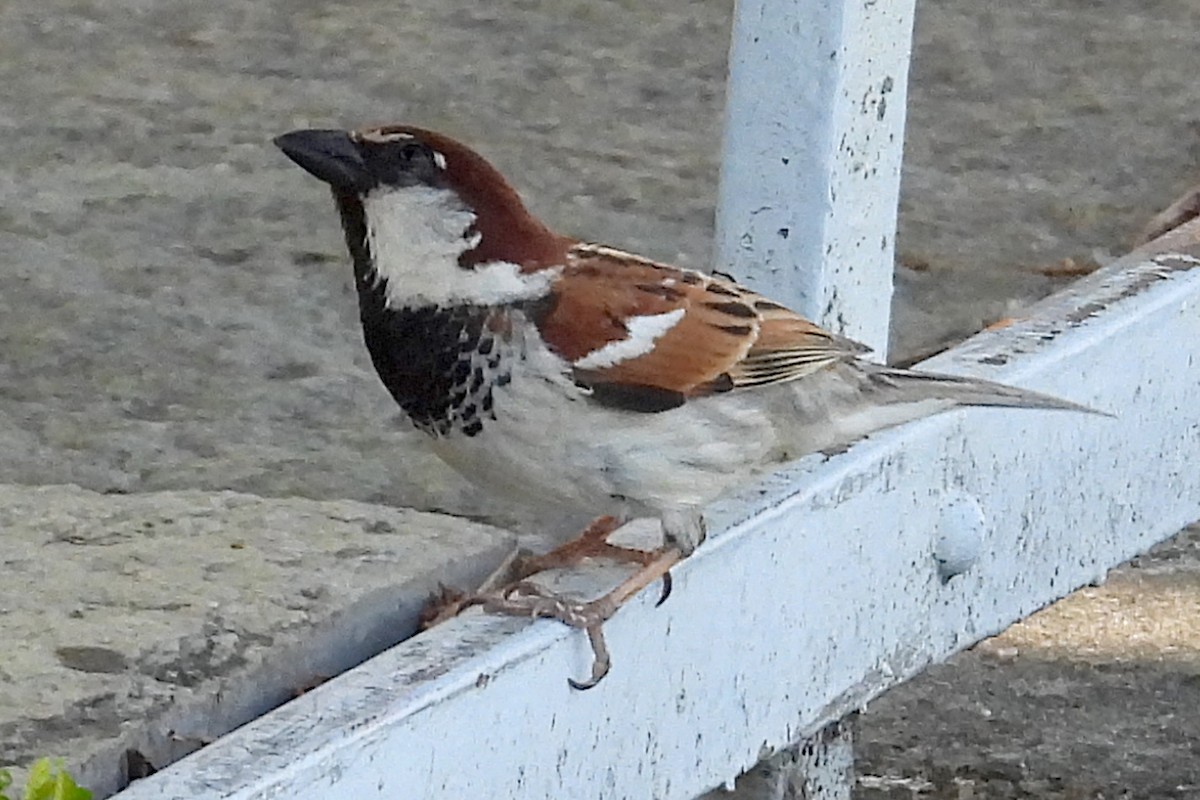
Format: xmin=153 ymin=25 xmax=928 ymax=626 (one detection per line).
xmin=420 ymin=514 xmax=673 ymax=630
xmin=472 ymin=546 xmax=682 ymax=689
xmin=510 ymin=514 xmax=667 ymax=579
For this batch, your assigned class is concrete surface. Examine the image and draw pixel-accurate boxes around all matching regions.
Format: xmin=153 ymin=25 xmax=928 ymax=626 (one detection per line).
xmin=0 ymin=486 xmax=514 ymax=796
xmin=0 ymin=0 xmax=1198 ymax=796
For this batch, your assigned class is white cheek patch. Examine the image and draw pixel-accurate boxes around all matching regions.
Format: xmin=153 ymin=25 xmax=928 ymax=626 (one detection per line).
xmin=575 ymin=308 xmax=686 ymax=370
xmin=363 ymin=186 xmax=554 ymax=307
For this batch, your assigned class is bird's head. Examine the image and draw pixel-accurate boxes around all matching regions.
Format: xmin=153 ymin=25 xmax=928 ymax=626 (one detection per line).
xmin=274 ymin=125 xmax=568 ymax=281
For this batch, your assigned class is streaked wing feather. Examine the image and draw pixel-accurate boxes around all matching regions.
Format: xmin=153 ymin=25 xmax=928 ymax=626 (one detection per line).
xmin=533 ymin=243 xmax=871 ymax=404
xmin=729 ymin=312 xmax=870 ymax=386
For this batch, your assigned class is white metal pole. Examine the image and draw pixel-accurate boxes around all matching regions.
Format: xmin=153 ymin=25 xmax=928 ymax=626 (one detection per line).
xmin=712 ymin=0 xmax=918 ymax=794
xmin=715 ymin=0 xmax=918 ymax=359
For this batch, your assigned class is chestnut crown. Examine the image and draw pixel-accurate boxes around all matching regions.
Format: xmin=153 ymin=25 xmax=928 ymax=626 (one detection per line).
xmin=275 ymin=124 xmax=568 ymax=268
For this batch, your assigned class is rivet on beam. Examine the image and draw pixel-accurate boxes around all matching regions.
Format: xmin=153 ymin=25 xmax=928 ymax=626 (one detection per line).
xmin=934 ymin=493 xmax=987 ymax=582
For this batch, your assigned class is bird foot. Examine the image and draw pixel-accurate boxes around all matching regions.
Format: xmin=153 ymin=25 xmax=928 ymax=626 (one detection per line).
xmin=418 ymin=583 xmax=471 ymax=630
xmin=474 ymin=581 xmax=614 ymax=689
xmin=418 ymin=547 xmax=527 ymax=630
xmin=467 ymin=546 xmax=681 ymax=689
xmin=422 ymin=513 xmax=674 ymax=631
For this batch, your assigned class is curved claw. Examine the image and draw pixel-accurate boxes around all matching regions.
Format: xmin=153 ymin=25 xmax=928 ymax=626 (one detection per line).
xmin=418 ymin=583 xmax=469 ymax=630
xmin=655 ymin=571 xmax=673 ymax=607
xmin=472 ymin=548 xmax=680 ymax=690
xmin=567 ymin=624 xmax=611 ymax=690
xmin=568 ymin=674 xmax=602 ymax=691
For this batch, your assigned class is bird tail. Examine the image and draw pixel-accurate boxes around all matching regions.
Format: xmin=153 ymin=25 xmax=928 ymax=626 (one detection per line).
xmin=866 ymin=363 xmax=1102 ymax=414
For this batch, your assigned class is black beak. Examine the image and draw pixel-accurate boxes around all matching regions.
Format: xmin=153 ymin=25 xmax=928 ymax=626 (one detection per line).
xmin=274 ymin=129 xmax=369 ymax=192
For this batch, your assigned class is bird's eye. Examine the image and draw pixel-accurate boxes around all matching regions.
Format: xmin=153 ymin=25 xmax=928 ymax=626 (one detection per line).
xmin=398 ymin=143 xmax=425 ymax=165
xmin=361 ymin=138 xmax=444 ymax=187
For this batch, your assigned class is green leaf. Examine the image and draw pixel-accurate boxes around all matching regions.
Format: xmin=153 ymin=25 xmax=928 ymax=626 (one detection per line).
xmin=1 ymin=767 xmax=14 ymax=800
xmin=21 ymin=759 xmax=92 ymax=800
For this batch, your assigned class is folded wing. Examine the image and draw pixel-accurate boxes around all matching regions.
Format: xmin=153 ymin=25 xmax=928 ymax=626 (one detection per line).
xmin=533 ymin=243 xmax=870 ymax=410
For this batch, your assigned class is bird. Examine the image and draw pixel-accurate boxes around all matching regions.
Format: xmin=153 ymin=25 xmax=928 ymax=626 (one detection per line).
xmin=274 ymin=124 xmax=1093 ymax=687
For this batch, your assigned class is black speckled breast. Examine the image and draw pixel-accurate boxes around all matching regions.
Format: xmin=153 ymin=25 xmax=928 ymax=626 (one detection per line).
xmin=357 ymin=293 xmax=510 ymax=438
xmin=336 ymin=192 xmax=516 ymax=438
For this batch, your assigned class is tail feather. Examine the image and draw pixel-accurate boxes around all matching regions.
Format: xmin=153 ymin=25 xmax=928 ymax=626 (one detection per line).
xmin=778 ymin=361 xmax=1105 ymax=459
xmin=869 ymin=365 xmax=1104 ymax=415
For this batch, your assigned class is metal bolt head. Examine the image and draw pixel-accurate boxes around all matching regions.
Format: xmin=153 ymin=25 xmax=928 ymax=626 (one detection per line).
xmin=934 ymin=493 xmax=987 ymax=581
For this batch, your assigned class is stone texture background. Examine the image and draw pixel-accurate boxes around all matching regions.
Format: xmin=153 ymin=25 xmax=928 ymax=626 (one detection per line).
xmin=1 ymin=0 xmax=1198 ymax=797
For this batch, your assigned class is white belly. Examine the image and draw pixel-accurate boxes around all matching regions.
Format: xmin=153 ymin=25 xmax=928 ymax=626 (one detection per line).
xmin=424 ymin=335 xmax=965 ymax=523
xmin=427 ymin=335 xmax=778 ymax=520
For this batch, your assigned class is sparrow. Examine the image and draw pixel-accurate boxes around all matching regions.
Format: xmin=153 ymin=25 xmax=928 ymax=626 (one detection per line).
xmin=274 ymin=124 xmax=1091 ymax=687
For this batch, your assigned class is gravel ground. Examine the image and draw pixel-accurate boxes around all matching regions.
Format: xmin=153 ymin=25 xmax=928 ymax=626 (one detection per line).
xmin=1 ymin=0 xmax=1199 ymax=796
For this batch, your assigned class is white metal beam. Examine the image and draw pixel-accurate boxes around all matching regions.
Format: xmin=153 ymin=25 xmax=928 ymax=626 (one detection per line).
xmin=112 ymin=226 xmax=1200 ymax=799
